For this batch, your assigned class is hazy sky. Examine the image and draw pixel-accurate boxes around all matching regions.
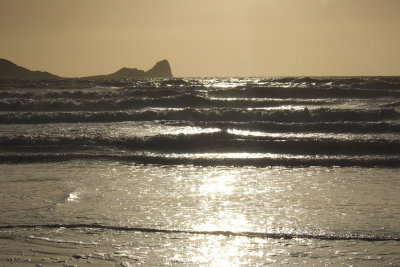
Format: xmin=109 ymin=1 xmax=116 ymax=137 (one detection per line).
xmin=1 ymin=0 xmax=399 ymax=77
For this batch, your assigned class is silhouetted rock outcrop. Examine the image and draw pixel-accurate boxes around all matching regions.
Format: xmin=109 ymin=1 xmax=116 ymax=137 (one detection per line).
xmin=0 ymin=58 xmax=59 ymax=79
xmin=84 ymin=60 xmax=173 ymax=79
xmin=0 ymin=59 xmax=173 ymax=79
xmin=145 ymin=60 xmax=173 ymax=78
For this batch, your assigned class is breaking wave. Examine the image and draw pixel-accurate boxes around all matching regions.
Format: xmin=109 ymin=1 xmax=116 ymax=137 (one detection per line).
xmin=0 ymin=95 xmax=339 ymax=111
xmin=192 ymin=121 xmax=400 ymax=133
xmin=1 ymin=76 xmax=399 ymax=167
xmin=0 ymin=108 xmax=398 ymax=124
xmin=1 ymin=131 xmax=400 ymax=155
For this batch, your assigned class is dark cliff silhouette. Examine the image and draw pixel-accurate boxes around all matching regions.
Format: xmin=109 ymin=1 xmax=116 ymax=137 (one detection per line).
xmin=0 ymin=58 xmax=60 ymax=79
xmin=0 ymin=59 xmax=173 ymax=79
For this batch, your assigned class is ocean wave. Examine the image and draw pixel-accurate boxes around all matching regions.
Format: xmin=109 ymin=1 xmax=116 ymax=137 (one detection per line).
xmin=3 ymin=86 xmax=398 ymax=100
xmin=0 ymin=224 xmax=399 ymax=241
xmin=0 ymin=108 xmax=398 ymax=124
xmin=0 ymin=95 xmax=337 ymax=111
xmin=1 ymin=130 xmax=399 ymax=155
xmin=2 ymin=77 xmax=399 ymax=98
xmin=192 ymin=121 xmax=400 ymax=133
xmin=1 ymin=151 xmax=399 ymax=167
xmin=209 ymin=86 xmax=400 ymax=98
xmin=265 ymin=76 xmax=400 ymax=90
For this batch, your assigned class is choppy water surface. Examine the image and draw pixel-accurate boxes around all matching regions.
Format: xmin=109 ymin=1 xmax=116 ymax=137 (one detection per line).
xmin=0 ymin=77 xmax=400 ymax=265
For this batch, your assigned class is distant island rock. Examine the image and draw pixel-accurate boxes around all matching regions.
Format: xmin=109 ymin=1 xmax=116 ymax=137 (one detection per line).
xmin=85 ymin=60 xmax=173 ymax=79
xmin=0 ymin=58 xmax=173 ymax=79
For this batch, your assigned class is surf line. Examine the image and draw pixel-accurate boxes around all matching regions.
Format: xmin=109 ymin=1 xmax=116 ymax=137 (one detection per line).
xmin=0 ymin=224 xmax=399 ymax=242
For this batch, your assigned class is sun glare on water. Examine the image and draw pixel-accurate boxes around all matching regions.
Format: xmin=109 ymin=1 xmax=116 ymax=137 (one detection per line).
xmin=179 ymin=169 xmax=257 ymax=265
xmin=194 ymin=170 xmax=250 ymax=232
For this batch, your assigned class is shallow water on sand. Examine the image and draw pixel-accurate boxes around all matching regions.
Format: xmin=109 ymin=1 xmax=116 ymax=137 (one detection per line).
xmin=1 ymin=161 xmax=399 ymax=266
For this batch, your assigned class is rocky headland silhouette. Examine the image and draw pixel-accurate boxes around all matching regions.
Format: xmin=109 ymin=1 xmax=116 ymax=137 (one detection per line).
xmin=0 ymin=58 xmax=60 ymax=79
xmin=0 ymin=58 xmax=173 ymax=79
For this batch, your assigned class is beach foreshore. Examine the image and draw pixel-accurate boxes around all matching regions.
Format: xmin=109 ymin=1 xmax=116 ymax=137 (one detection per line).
xmin=2 ymin=228 xmax=400 ymax=266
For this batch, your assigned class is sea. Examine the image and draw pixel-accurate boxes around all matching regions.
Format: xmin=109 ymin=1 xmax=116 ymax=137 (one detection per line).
xmin=0 ymin=77 xmax=399 ymax=266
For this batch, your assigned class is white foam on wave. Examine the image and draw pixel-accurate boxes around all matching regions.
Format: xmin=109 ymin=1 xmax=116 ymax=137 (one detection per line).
xmin=66 ymin=192 xmax=79 ymax=202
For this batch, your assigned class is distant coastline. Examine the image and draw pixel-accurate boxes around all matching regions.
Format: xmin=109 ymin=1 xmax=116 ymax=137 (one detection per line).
xmin=0 ymin=58 xmax=173 ymax=79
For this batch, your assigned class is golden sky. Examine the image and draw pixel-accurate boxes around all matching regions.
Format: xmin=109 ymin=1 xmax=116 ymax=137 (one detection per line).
xmin=1 ymin=0 xmax=399 ymax=77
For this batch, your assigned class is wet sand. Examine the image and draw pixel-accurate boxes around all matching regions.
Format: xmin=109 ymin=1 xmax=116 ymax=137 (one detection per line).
xmin=1 ymin=227 xmax=399 ymax=266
